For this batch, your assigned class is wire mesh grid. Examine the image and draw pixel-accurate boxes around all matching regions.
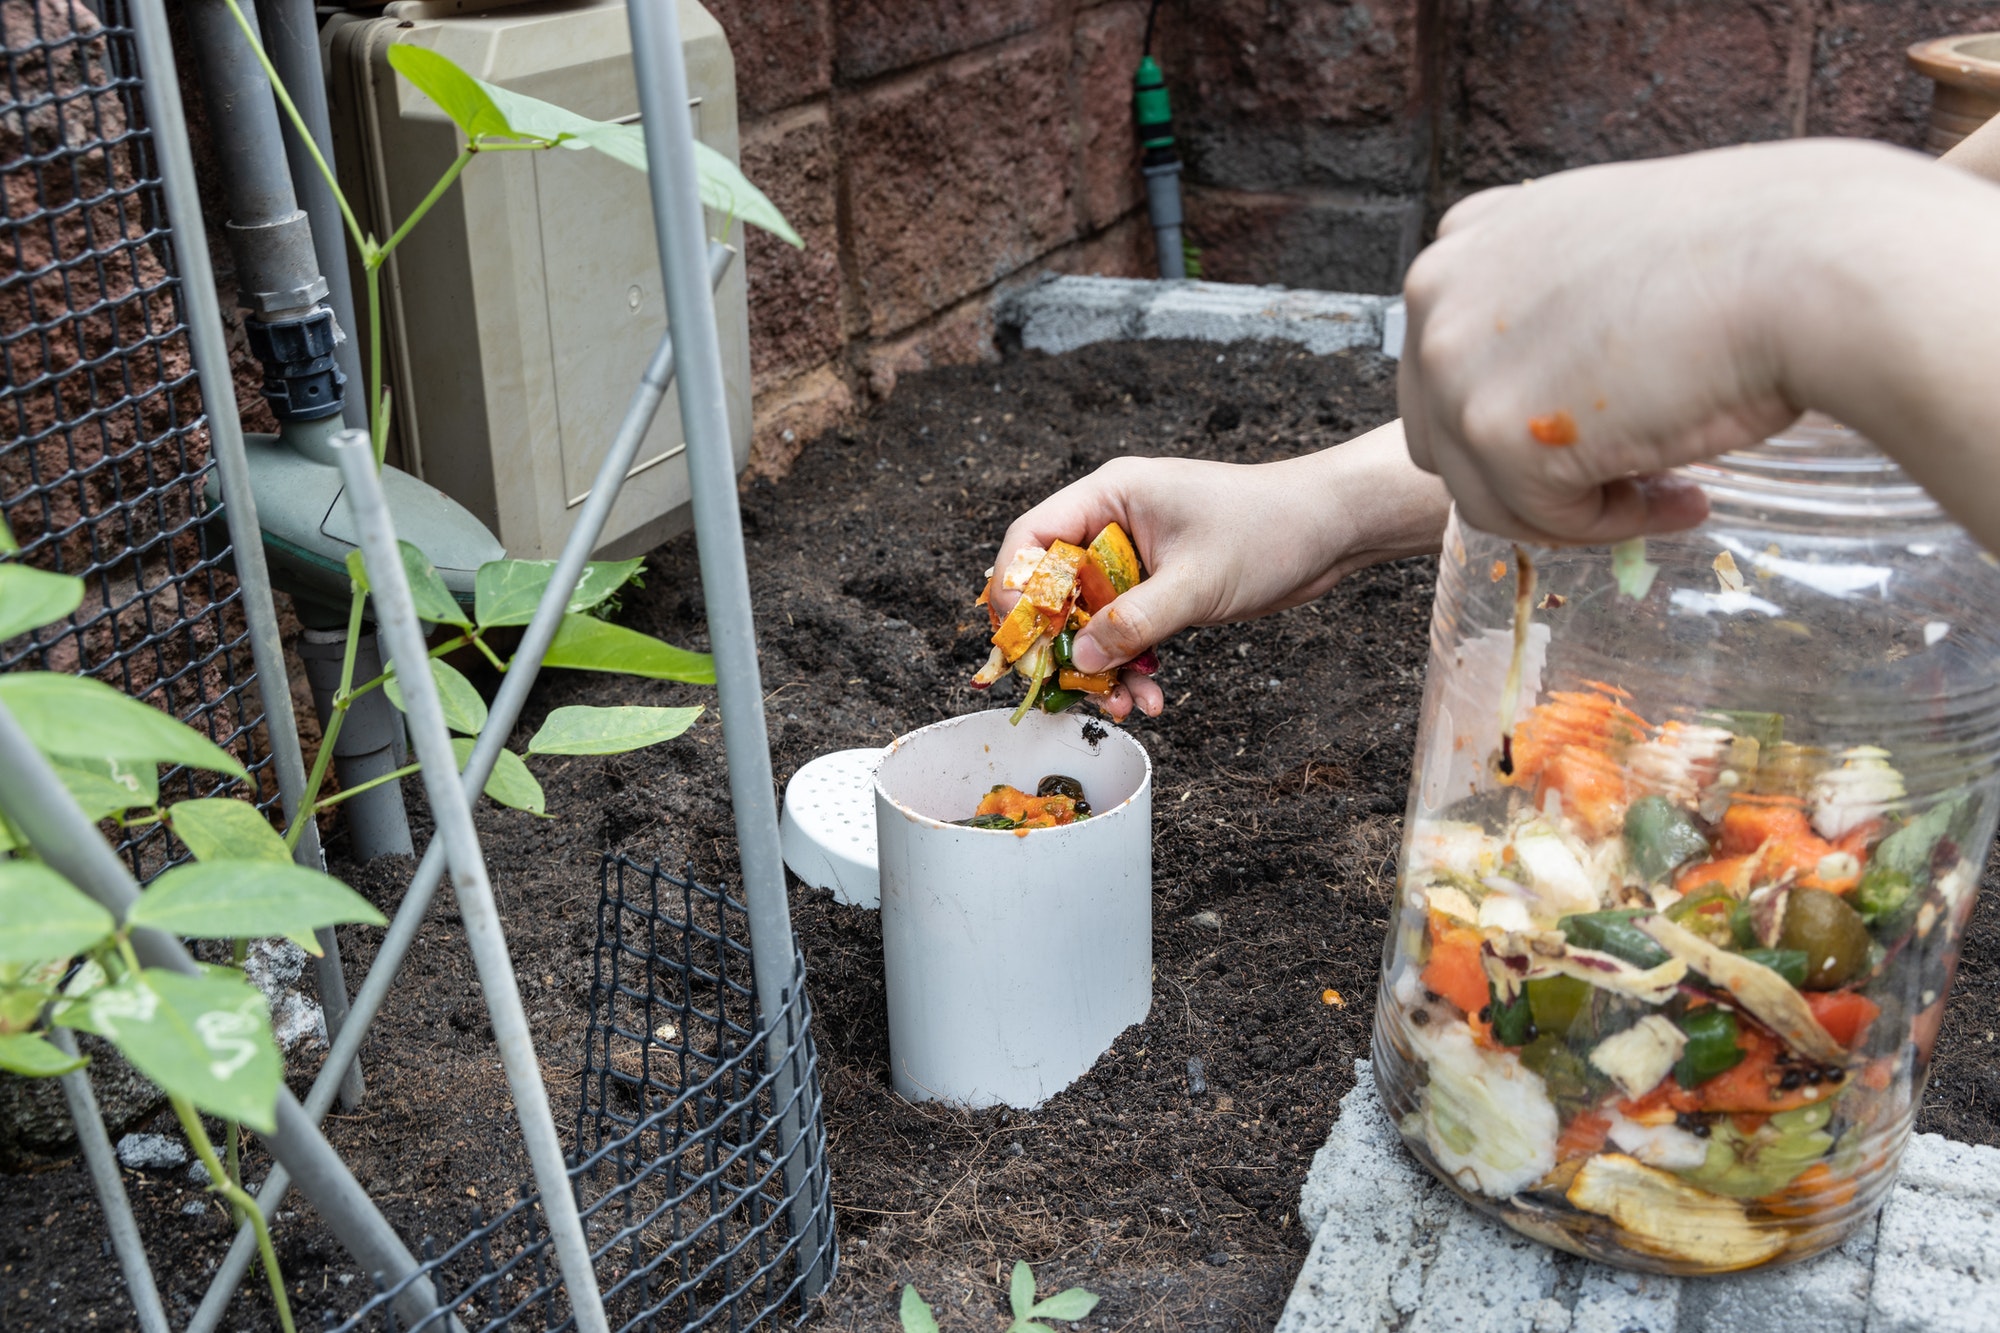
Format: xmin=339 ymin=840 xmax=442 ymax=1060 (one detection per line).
xmin=330 ymin=855 xmax=837 ymax=1333
xmin=0 ymin=0 xmax=277 ymax=874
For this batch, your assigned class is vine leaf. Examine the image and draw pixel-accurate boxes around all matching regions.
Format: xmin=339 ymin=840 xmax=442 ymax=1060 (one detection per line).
xmin=540 ymin=613 xmax=714 ymax=684
xmin=450 ymin=737 xmax=546 ymax=815
xmin=526 ymin=705 xmax=702 ymax=757
xmin=898 ymin=1286 xmax=939 ymax=1333
xmin=385 ymin=657 xmax=489 ymax=736
xmin=0 ymin=1032 xmax=87 ymax=1078
xmin=474 ymin=557 xmax=644 ymax=630
xmin=0 ymin=565 xmax=83 ymax=642
xmin=171 ymin=798 xmax=289 ymax=864
xmin=0 ymin=862 xmax=115 ymax=964
xmin=383 ymin=45 xmax=514 ymax=142
xmin=129 ymin=860 xmax=387 ymax=955
xmin=57 ymin=968 xmax=282 ymax=1132
xmin=345 ymin=543 xmax=471 ymax=629
xmin=0 ymin=673 xmax=247 ymax=780
xmin=52 ymin=756 xmax=160 ymax=822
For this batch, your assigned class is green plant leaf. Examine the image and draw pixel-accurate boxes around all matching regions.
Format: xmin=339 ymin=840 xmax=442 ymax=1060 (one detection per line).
xmin=1029 ymin=1288 xmax=1101 ymax=1322
xmin=450 ymin=737 xmax=546 ymax=815
xmin=385 ymin=44 xmax=518 ymax=142
xmin=52 ymin=756 xmax=159 ymax=822
xmin=1009 ymin=1261 xmax=1036 ymax=1320
xmin=525 ymin=705 xmax=702 ymax=757
xmin=0 ymin=514 xmax=16 ymax=553
xmin=540 ymin=613 xmax=714 ymax=683
xmin=0 ymin=564 xmax=84 ymax=642
xmin=899 ymin=1285 xmax=940 ymax=1333
xmin=169 ymin=798 xmax=289 ymax=863
xmin=474 ymin=79 xmax=803 ymax=247
xmin=474 ymin=557 xmax=645 ymax=630
xmin=57 ymin=968 xmax=281 ymax=1132
xmin=345 ymin=543 xmax=471 ymax=628
xmin=129 ymin=860 xmax=387 ymax=952
xmin=0 ymin=964 xmax=61 ymax=1034
xmin=0 ymin=1031 xmax=87 ymax=1077
xmin=1611 ymin=538 xmax=1659 ymax=601
xmin=0 ymin=862 xmax=116 ymax=963
xmin=384 ymin=657 xmax=488 ymax=736
xmin=0 ymin=673 xmax=247 ymax=779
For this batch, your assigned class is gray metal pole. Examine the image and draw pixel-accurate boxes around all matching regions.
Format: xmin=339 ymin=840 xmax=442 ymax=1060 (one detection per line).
xmin=331 ymin=431 xmax=611 ymax=1333
xmin=51 ymin=1030 xmax=171 ymax=1333
xmin=186 ymin=245 xmax=734 ymax=1333
xmin=0 ymin=703 xmax=453 ymax=1332
xmin=625 ymin=0 xmax=825 ymax=1293
xmin=254 ymin=0 xmax=368 ymax=430
xmin=126 ymin=0 xmax=363 ymax=1105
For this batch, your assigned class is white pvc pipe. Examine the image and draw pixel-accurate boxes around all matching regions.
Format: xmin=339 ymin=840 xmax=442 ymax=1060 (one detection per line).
xmin=875 ymin=709 xmax=1153 ymax=1109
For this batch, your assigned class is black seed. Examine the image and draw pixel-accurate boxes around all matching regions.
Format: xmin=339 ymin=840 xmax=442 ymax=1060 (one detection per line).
xmin=1779 ymin=1069 xmax=1804 ymax=1091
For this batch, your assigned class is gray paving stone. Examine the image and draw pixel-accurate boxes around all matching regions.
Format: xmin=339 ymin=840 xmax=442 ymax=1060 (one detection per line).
xmin=1280 ymin=1060 xmax=2000 ymax=1333
xmin=1001 ymin=275 xmax=1389 ymax=359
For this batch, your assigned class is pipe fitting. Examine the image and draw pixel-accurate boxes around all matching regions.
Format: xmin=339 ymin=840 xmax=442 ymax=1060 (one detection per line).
xmin=247 ymin=305 xmax=346 ymax=420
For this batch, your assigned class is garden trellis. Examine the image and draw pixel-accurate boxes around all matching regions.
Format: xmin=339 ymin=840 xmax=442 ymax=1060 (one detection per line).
xmin=0 ymin=0 xmax=836 ymax=1327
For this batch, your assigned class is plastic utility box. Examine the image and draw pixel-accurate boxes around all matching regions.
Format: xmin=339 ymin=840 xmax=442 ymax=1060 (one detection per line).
xmin=324 ymin=0 xmax=751 ymax=559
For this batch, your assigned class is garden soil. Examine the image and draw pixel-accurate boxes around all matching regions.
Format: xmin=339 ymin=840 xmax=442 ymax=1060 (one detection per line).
xmin=4 ymin=340 xmax=1997 ymax=1332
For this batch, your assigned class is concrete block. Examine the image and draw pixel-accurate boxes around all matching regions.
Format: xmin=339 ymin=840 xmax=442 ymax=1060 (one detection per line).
xmin=701 ymin=0 xmax=831 ymax=116
xmin=1004 ymin=275 xmax=1156 ymax=355
xmin=1281 ymin=1060 xmax=2000 ymax=1333
xmin=832 ymin=0 xmax=1059 ymax=84
xmin=1003 ymin=275 xmax=1388 ymax=360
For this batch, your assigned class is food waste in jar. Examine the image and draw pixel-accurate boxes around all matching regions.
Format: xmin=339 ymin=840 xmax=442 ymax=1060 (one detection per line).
xmin=1380 ymin=683 xmax=1980 ymax=1271
xmin=973 ymin=522 xmax=1158 ymax=721
xmin=955 ymin=774 xmax=1093 ymax=831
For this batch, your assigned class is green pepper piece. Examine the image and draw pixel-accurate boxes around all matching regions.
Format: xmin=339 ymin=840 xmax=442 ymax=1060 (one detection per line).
xmin=1051 ymin=630 xmax=1076 ymax=668
xmin=956 ymin=813 xmax=1020 ymax=830
xmin=1520 ymin=1034 xmax=1610 ymax=1114
xmin=1674 ymin=1007 xmax=1746 ymax=1088
xmin=1036 ymin=687 xmax=1086 ymax=714
xmin=1667 ymin=889 xmax=1738 ymax=948
xmin=1558 ymin=910 xmax=1673 ymax=969
xmin=1489 ymin=982 xmax=1536 ymax=1047
xmin=1853 ymin=866 xmax=1915 ymax=931
xmin=1625 ymin=795 xmax=1711 ymax=883
xmin=1728 ymin=899 xmax=1757 ymax=949
xmin=1738 ymin=947 xmax=1809 ymax=988
xmin=1525 ymin=975 xmax=1590 ymax=1038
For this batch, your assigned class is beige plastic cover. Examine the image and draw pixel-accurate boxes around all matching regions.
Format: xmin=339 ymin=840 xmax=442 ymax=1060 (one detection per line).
xmin=325 ymin=0 xmax=752 ymax=559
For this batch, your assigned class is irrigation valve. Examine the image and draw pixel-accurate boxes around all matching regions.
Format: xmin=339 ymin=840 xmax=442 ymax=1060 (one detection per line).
xmin=246 ymin=306 xmax=347 ymax=422
xmin=1133 ymin=54 xmax=1186 ymax=280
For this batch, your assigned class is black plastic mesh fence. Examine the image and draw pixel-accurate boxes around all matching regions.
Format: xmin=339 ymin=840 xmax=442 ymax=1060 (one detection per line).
xmin=330 ymin=855 xmax=837 ymax=1333
xmin=0 ymin=0 xmax=276 ymax=875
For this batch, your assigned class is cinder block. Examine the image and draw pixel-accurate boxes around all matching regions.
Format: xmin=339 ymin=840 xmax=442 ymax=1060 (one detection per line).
xmin=740 ymin=105 xmax=844 ymax=389
xmin=832 ymin=0 xmax=1060 ymax=83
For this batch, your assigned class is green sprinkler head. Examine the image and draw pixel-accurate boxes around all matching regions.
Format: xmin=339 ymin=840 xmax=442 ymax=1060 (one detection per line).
xmin=1132 ymin=54 xmax=1176 ymax=163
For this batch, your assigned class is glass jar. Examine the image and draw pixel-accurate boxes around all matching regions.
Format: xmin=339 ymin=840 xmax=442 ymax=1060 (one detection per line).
xmin=1372 ymin=416 xmax=2000 ymax=1273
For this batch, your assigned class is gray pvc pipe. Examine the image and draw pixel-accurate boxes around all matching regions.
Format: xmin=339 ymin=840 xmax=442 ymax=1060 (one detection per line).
xmin=52 ymin=1029 xmax=171 ymax=1333
xmin=331 ymin=431 xmax=611 ymax=1333
xmin=254 ymin=0 xmax=368 ymax=430
xmin=186 ymin=243 xmax=734 ymax=1333
xmin=625 ymin=0 xmax=826 ymax=1293
xmin=125 ymin=0 xmax=362 ymax=1105
xmin=298 ymin=627 xmax=416 ymax=862
xmin=182 ymin=0 xmax=326 ymax=317
xmin=1144 ymin=162 xmax=1186 ymax=280
xmin=0 ymin=703 xmax=452 ymax=1331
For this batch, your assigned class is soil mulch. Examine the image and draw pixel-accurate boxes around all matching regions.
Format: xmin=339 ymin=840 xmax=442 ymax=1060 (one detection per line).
xmin=4 ymin=339 xmax=1996 ymax=1332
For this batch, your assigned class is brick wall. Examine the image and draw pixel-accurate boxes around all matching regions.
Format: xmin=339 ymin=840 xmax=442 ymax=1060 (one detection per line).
xmin=721 ymin=0 xmax=1999 ymax=475
xmin=709 ymin=0 xmax=1164 ymax=476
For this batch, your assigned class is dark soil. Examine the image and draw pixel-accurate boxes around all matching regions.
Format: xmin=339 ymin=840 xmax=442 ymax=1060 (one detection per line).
xmin=4 ymin=339 xmax=1997 ymax=1332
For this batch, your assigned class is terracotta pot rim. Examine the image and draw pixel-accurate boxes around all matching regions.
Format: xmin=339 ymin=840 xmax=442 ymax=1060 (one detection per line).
xmin=1908 ymin=33 xmax=2000 ymax=94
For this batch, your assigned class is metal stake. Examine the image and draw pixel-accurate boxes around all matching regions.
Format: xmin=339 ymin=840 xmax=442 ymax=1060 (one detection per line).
xmin=125 ymin=0 xmax=363 ymax=1104
xmin=0 ymin=703 xmax=453 ymax=1331
xmin=626 ymin=0 xmax=827 ymax=1293
xmin=331 ymin=430 xmax=611 ymax=1333
xmin=186 ymin=245 xmax=734 ymax=1332
xmin=51 ymin=1029 xmax=171 ymax=1333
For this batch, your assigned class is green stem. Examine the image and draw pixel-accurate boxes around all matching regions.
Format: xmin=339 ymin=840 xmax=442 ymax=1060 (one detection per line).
xmin=376 ymin=149 xmax=473 ymax=262
xmin=171 ymin=1096 xmax=296 ymax=1333
xmin=473 ymin=634 xmax=509 ymax=672
xmin=217 ymin=0 xmax=368 ymax=261
xmin=285 ymin=589 xmax=367 ymax=851
xmin=366 ymin=261 xmax=387 ymax=468
xmin=312 ymin=763 xmax=420 ymax=812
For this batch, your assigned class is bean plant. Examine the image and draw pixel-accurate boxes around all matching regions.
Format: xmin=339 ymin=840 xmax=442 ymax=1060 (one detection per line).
xmin=0 ymin=8 xmax=801 ymax=1327
xmin=899 ymin=1261 xmax=1101 ymax=1333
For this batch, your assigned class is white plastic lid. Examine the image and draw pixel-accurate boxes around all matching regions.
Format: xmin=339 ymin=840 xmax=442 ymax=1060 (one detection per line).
xmin=779 ymin=747 xmax=885 ymax=909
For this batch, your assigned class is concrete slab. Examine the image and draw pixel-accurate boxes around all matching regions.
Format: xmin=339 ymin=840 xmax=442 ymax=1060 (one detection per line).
xmin=1001 ymin=275 xmax=1391 ymax=359
xmin=1279 ymin=1061 xmax=2000 ymax=1333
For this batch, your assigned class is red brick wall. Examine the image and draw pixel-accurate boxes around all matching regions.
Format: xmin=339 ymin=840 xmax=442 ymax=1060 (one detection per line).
xmin=715 ymin=0 xmax=2000 ymax=474
xmin=710 ymin=0 xmax=1162 ymax=476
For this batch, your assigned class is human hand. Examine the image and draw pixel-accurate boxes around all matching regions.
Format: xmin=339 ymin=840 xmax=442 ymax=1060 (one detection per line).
xmin=987 ymin=422 xmax=1449 ymax=720
xmin=1399 ymin=139 xmax=1956 ymax=544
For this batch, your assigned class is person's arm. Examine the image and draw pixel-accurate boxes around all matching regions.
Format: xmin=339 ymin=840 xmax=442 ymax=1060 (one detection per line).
xmin=985 ymin=421 xmax=1448 ymax=718
xmin=1397 ymin=139 xmax=2000 ymax=551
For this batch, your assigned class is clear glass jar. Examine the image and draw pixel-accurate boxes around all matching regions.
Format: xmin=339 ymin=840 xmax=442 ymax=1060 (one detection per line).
xmin=1372 ymin=416 xmax=2000 ymax=1273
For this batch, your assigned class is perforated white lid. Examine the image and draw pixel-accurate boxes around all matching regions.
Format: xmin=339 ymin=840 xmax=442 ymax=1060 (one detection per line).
xmin=778 ymin=747 xmax=885 ymax=909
